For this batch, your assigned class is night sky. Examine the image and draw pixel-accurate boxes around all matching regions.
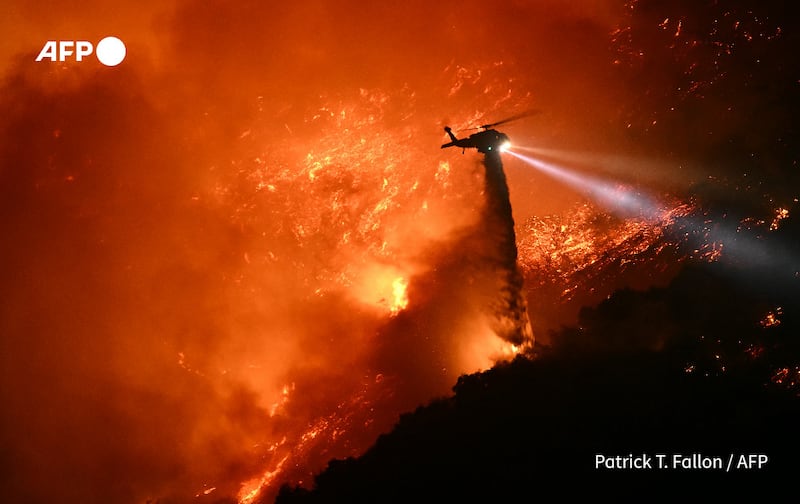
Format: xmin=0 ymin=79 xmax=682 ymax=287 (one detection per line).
xmin=1 ymin=1 xmax=799 ymax=502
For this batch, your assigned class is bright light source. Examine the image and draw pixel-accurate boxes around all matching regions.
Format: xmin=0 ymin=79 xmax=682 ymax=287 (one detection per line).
xmin=499 ymin=141 xmax=511 ymax=153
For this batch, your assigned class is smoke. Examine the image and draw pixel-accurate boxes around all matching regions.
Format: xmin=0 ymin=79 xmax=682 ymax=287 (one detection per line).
xmin=365 ymin=151 xmax=534 ymax=403
xmin=0 ymin=63 xmax=264 ymax=501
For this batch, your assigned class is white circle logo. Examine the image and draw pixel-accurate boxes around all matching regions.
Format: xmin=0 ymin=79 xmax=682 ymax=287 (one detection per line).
xmin=95 ymin=36 xmax=126 ymax=66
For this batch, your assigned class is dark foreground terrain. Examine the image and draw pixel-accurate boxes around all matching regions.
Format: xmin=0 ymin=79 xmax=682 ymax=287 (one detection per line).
xmin=275 ymin=258 xmax=800 ymax=502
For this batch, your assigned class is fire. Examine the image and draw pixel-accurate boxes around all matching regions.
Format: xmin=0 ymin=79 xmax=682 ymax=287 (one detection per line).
xmin=10 ymin=2 xmax=787 ymax=503
xmin=760 ymin=308 xmax=783 ymax=328
xmin=770 ymin=208 xmax=789 ymax=231
xmin=238 ymin=455 xmax=289 ymax=504
xmin=390 ymin=276 xmax=409 ymax=315
xmin=269 ymin=383 xmax=295 ymax=417
xmin=770 ymin=367 xmax=800 ymax=392
xmin=199 ymin=67 xmax=542 ymax=501
xmin=518 ymin=201 xmax=694 ymax=303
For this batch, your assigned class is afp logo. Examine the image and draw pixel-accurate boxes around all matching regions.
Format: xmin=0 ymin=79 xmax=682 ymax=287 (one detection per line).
xmin=35 ymin=36 xmax=126 ymax=66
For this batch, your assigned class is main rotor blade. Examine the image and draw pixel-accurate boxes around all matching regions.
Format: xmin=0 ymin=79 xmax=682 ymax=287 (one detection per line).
xmin=455 ymin=109 xmax=541 ymax=132
xmin=480 ymin=109 xmax=541 ymax=129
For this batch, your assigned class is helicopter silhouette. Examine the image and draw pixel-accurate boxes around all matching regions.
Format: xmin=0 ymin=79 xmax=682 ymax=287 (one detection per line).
xmin=440 ymin=111 xmax=537 ymax=155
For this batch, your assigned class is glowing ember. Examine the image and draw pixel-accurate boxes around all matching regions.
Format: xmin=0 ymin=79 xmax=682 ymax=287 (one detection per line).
xmin=770 ymin=367 xmax=800 ymax=393
xmin=760 ymin=308 xmax=783 ymax=328
xmin=195 ymin=486 xmax=217 ymax=497
xmin=770 ymin=208 xmax=789 ymax=231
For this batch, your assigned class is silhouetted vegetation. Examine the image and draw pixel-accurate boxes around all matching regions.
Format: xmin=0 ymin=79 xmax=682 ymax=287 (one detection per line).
xmin=275 ymin=248 xmax=800 ymax=502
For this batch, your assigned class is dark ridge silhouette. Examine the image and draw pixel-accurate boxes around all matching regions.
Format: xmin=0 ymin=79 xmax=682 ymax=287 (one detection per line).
xmin=274 ymin=255 xmax=800 ymax=502
xmin=274 ymin=354 xmax=800 ymax=502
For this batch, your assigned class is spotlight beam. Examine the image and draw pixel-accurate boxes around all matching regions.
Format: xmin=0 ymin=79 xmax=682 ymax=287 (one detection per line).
xmin=505 ymin=148 xmax=799 ymax=277
xmin=505 ymin=148 xmax=663 ymax=220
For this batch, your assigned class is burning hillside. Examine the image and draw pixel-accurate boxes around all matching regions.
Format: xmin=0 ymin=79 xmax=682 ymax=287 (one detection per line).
xmin=1 ymin=1 xmax=798 ymax=503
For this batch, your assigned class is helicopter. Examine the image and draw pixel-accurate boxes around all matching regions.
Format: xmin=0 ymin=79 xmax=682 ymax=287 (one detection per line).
xmin=440 ymin=111 xmax=536 ymax=155
xmin=441 ymin=126 xmax=510 ymax=155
